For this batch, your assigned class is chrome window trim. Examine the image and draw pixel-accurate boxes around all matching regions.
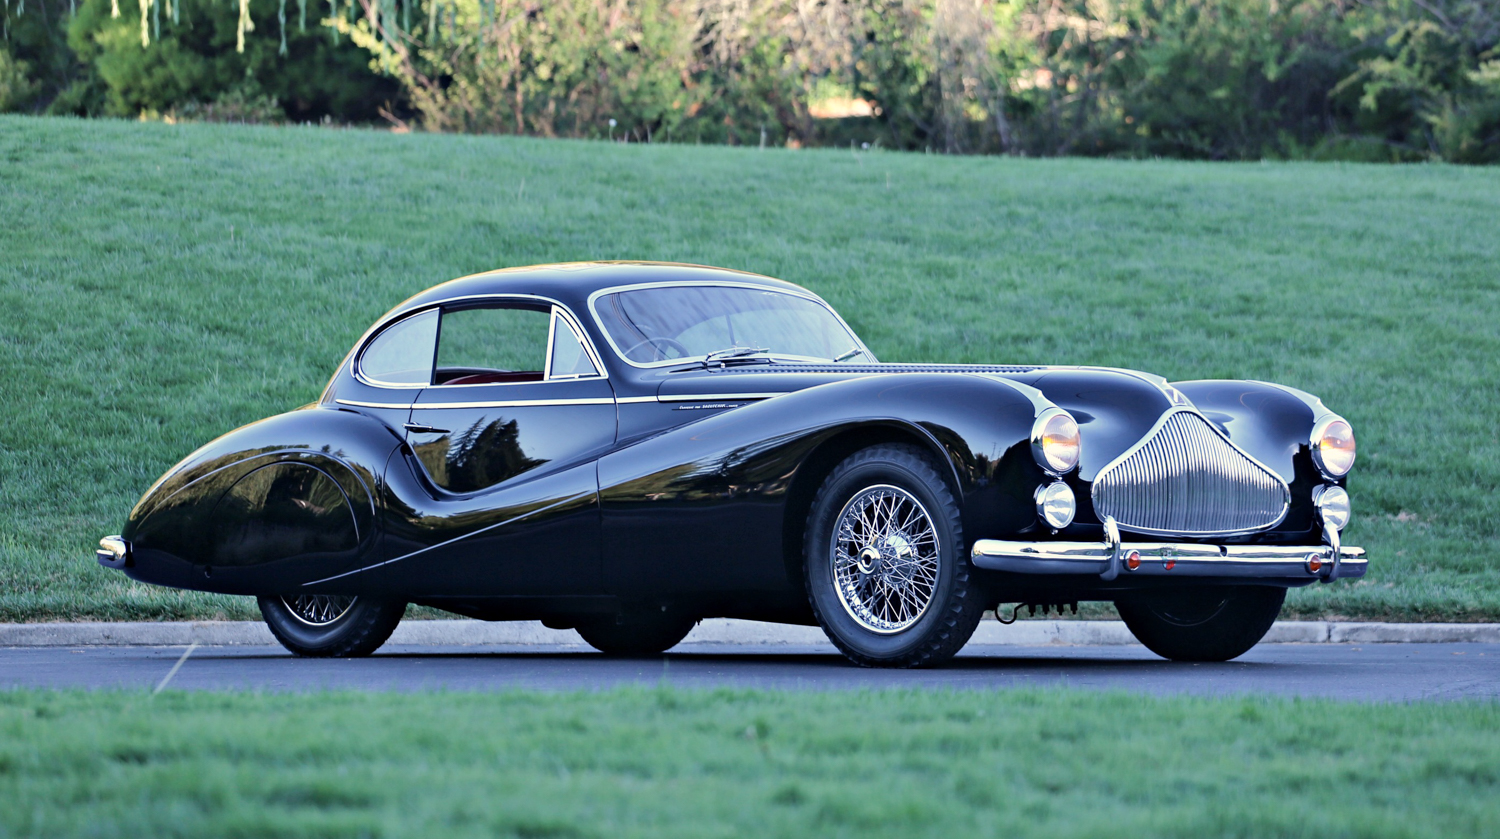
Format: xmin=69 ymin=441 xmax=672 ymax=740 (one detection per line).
xmin=585 ymin=280 xmax=873 ymax=370
xmin=353 ymin=308 xmax=440 ymax=390
xmin=542 ymin=307 xmax=604 ymax=382
xmin=351 ymin=294 xmax=609 ymax=390
xmin=1090 ymin=406 xmax=1291 ymax=539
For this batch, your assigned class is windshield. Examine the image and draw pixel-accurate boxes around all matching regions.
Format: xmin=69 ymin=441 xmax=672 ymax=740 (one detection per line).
xmin=592 ymin=285 xmax=868 ymax=365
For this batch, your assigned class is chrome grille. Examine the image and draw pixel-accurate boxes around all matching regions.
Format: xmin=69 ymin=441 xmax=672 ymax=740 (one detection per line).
xmin=1091 ymin=410 xmax=1289 ymax=536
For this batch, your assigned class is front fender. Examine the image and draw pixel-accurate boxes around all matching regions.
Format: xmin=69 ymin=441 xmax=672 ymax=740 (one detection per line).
xmin=597 ymin=374 xmax=1053 ymax=597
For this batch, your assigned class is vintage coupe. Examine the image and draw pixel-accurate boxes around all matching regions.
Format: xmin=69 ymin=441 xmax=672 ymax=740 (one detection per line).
xmin=98 ymin=262 xmax=1365 ymax=667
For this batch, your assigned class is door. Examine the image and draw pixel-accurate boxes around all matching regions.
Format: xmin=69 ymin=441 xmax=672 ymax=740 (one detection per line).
xmin=390 ymin=301 xmax=617 ymax=596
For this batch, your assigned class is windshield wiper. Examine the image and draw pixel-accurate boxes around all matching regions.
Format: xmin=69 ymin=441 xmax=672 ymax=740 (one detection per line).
xmin=702 ymin=346 xmax=774 ymax=369
xmin=834 ymin=346 xmax=865 ymax=362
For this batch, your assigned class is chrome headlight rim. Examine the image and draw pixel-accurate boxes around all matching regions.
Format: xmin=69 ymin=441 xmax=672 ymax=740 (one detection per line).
xmin=1031 ymin=408 xmax=1081 ymax=476
xmin=1313 ymin=485 xmax=1351 ymax=531
xmin=1034 ymin=481 xmax=1077 ymax=529
xmin=1311 ymin=415 xmax=1356 ymax=479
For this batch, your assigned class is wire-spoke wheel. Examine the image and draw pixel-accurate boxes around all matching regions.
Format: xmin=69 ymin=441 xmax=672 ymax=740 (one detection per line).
xmin=832 ymin=485 xmax=941 ymax=634
xmin=257 ymin=594 xmax=405 ymax=658
xmin=805 ymin=444 xmax=986 ymax=668
xmin=280 ymin=595 xmax=357 ymax=627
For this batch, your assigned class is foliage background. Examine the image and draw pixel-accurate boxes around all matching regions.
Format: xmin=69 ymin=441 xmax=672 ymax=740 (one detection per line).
xmin=2 ymin=0 xmax=1497 ymax=162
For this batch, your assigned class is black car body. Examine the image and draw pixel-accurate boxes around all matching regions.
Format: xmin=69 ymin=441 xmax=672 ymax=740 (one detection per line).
xmin=98 ymin=263 xmax=1366 ymax=665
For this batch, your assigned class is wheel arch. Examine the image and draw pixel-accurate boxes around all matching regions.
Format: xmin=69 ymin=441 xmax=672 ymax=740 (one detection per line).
xmin=778 ymin=421 xmax=964 ymax=599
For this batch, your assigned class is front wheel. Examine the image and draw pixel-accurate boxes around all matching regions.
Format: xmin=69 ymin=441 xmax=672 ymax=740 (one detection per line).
xmin=1115 ymin=586 xmax=1285 ymax=662
xmin=258 ymin=595 xmax=405 ymax=657
xmin=804 ymin=444 xmax=986 ymax=668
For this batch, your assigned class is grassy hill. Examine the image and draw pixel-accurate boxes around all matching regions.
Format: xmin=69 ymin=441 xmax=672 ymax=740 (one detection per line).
xmin=1 ymin=115 xmax=1496 ymax=622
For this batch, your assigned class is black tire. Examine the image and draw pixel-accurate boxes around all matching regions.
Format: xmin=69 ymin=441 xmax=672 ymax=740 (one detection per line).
xmin=257 ymin=595 xmax=405 ymax=658
xmin=576 ymin=611 xmax=698 ymax=656
xmin=804 ymin=444 xmax=985 ymax=668
xmin=1115 ymin=586 xmax=1286 ymax=662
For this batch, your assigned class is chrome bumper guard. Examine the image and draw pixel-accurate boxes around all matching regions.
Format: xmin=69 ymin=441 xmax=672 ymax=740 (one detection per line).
xmin=97 ymin=536 xmax=130 ymax=569
xmin=971 ymin=517 xmax=1366 ymax=583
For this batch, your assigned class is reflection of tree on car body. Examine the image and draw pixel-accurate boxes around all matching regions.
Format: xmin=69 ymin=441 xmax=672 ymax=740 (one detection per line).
xmin=97 ymin=262 xmax=1366 ymax=667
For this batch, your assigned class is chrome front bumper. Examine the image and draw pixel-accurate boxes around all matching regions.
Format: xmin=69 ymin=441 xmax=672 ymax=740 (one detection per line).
xmin=971 ymin=518 xmax=1366 ymax=583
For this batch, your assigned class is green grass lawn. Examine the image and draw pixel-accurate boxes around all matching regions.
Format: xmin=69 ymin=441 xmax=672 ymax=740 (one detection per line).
xmin=1 ymin=115 xmax=1497 ymax=622
xmin=1 ymin=687 xmax=1496 ymax=838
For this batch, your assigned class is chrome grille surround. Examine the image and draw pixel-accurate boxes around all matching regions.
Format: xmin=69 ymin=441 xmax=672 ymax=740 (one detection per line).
xmin=1091 ymin=408 xmax=1289 ymax=537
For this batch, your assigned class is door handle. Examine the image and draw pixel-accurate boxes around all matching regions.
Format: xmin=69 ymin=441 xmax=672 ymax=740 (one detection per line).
xmin=404 ymin=422 xmax=450 ymax=435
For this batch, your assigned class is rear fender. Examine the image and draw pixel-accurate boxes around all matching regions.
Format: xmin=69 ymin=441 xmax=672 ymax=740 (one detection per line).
xmin=120 ymin=407 xmax=402 ymax=594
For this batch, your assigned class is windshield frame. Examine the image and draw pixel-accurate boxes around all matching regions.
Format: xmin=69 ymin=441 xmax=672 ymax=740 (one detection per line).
xmin=586 ymin=280 xmax=873 ymax=369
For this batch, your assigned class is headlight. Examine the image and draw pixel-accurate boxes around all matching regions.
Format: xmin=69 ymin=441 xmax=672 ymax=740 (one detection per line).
xmin=1031 ymin=409 xmax=1080 ymax=475
xmin=1034 ymin=481 xmax=1076 ymax=529
xmin=1311 ymin=416 xmax=1356 ymax=478
xmin=1314 ymin=485 xmax=1351 ymax=530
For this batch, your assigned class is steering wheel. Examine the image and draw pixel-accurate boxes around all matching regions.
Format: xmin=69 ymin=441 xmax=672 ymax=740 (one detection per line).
xmin=621 ymin=336 xmax=690 ymax=361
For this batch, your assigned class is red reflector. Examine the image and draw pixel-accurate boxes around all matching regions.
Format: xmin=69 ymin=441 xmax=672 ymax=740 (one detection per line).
xmin=1164 ymin=558 xmax=1176 ymax=570
xmin=1125 ymin=550 xmax=1142 ymax=571
xmin=1306 ymin=554 xmax=1323 ymax=573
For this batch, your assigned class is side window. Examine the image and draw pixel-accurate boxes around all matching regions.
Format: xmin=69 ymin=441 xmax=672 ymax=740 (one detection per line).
xmin=359 ymin=309 xmax=438 ymax=386
xmin=546 ymin=313 xmax=600 ymax=379
xmin=434 ymin=305 xmax=551 ymax=385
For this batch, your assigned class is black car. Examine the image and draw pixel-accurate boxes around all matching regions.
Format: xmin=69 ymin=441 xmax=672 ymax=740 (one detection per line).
xmin=98 ymin=262 xmax=1366 ymax=667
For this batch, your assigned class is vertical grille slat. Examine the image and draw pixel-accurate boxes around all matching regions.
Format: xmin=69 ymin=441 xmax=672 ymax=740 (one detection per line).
xmin=1091 ymin=411 xmax=1288 ymax=536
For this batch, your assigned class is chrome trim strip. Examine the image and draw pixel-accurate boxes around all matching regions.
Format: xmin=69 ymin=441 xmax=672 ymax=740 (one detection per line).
xmin=614 ymin=396 xmax=660 ymax=404
xmin=657 ymin=392 xmax=782 ymax=403
xmin=972 ymin=537 xmax=1367 ymax=580
xmin=1091 ymin=407 xmax=1291 ymax=538
xmin=414 ymin=398 xmax=617 ymax=409
xmin=337 ymin=397 xmax=616 ymax=410
xmin=585 ymin=280 xmax=873 ymax=370
xmin=304 ymin=492 xmax=594 ymax=586
xmin=335 ymin=398 xmax=414 ymax=410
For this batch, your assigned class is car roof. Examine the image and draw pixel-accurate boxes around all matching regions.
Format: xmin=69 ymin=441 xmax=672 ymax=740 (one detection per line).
xmin=386 ymin=262 xmax=816 ymax=320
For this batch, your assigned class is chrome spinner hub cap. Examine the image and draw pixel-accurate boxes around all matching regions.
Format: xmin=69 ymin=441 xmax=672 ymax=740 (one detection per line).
xmin=281 ymin=595 xmax=357 ymax=627
xmin=831 ymin=485 xmax=941 ymax=634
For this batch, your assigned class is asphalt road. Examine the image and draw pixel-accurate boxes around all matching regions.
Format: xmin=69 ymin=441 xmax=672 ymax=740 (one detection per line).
xmin=4 ymin=642 xmax=1497 ymax=700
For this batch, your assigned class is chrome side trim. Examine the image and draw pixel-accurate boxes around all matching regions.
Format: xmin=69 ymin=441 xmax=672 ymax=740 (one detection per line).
xmin=614 ymin=396 xmax=659 ymax=404
xmin=413 ymin=398 xmax=617 ymax=410
xmin=972 ymin=536 xmax=1367 ymax=581
xmin=657 ymin=392 xmax=782 ymax=403
xmin=335 ymin=399 xmax=415 ymax=410
xmin=304 ymin=492 xmax=593 ymax=585
xmin=336 ymin=397 xmax=616 ymax=410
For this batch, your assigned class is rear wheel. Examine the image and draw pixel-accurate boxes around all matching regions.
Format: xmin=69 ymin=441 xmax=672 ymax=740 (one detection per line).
xmin=258 ymin=595 xmax=405 ymax=657
xmin=576 ymin=611 xmax=698 ymax=656
xmin=804 ymin=444 xmax=985 ymax=668
xmin=1115 ymin=586 xmax=1285 ymax=662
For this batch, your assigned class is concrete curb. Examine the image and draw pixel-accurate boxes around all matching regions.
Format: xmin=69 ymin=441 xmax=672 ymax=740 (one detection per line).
xmin=2 ymin=619 xmax=1498 ymax=647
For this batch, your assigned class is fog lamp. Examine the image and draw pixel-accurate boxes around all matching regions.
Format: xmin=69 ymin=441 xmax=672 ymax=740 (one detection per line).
xmin=1314 ymin=485 xmax=1351 ymax=531
xmin=1034 ymin=481 xmax=1076 ymax=529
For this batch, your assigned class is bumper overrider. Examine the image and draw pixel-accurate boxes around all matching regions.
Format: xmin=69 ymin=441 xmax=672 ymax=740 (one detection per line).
xmin=971 ymin=517 xmax=1366 ymax=583
xmin=97 ymin=536 xmax=130 ymax=569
